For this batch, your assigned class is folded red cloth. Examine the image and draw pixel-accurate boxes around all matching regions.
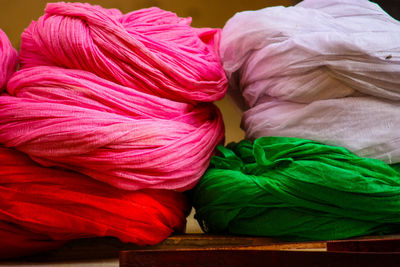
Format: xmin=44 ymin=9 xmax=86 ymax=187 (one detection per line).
xmin=0 ymin=146 xmax=190 ymax=259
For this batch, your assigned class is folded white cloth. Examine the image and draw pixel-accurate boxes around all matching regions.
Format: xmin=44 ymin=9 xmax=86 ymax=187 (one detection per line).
xmin=221 ymin=0 xmax=400 ymax=163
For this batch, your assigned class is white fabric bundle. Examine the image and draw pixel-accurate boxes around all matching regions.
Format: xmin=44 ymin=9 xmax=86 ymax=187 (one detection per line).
xmin=220 ymin=0 xmax=400 ymax=163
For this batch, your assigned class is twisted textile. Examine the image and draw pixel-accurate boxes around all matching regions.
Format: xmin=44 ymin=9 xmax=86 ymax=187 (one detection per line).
xmin=220 ymin=0 xmax=400 ymax=163
xmin=192 ymin=137 xmax=400 ymax=241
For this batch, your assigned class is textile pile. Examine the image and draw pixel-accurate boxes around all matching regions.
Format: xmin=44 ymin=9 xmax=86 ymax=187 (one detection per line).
xmin=0 ymin=2 xmax=226 ymax=259
xmin=192 ymin=0 xmax=400 ymax=240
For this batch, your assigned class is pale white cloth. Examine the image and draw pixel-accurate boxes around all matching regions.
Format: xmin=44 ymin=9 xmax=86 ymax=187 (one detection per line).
xmin=220 ymin=0 xmax=400 ymax=163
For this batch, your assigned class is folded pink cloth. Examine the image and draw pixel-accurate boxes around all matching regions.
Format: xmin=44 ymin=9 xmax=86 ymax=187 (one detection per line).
xmin=20 ymin=2 xmax=227 ymax=103
xmin=0 ymin=66 xmax=224 ymax=191
xmin=0 ymin=29 xmax=18 ymax=91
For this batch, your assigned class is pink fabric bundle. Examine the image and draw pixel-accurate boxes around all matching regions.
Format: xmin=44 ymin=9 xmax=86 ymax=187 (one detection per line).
xmin=0 ymin=145 xmax=189 ymax=259
xmin=0 ymin=2 xmax=226 ymax=191
xmin=20 ymin=2 xmax=227 ymax=103
xmin=0 ymin=66 xmax=224 ymax=191
xmin=0 ymin=29 xmax=18 ymax=91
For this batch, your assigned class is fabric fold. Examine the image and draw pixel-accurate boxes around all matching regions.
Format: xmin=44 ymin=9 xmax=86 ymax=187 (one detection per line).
xmin=20 ymin=2 xmax=227 ymax=103
xmin=220 ymin=0 xmax=400 ymax=163
xmin=0 ymin=29 xmax=18 ymax=91
xmin=0 ymin=66 xmax=224 ymax=191
xmin=0 ymin=145 xmax=189 ymax=259
xmin=192 ymin=137 xmax=400 ymax=241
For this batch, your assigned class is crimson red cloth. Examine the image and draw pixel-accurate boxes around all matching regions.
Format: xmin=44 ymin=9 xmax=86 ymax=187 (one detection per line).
xmin=0 ymin=146 xmax=189 ymax=259
xmin=0 ymin=222 xmax=63 ymax=259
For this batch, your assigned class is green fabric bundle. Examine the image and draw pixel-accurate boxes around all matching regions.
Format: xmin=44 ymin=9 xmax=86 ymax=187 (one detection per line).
xmin=192 ymin=137 xmax=400 ymax=241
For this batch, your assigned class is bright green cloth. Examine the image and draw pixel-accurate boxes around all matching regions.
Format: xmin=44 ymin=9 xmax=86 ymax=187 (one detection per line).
xmin=192 ymin=137 xmax=400 ymax=241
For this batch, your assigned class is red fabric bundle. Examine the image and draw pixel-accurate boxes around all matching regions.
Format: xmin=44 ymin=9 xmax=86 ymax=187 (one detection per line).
xmin=0 ymin=146 xmax=189 ymax=259
xmin=0 ymin=222 xmax=63 ymax=259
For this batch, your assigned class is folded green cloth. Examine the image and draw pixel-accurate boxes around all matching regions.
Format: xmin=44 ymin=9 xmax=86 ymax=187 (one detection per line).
xmin=192 ymin=137 xmax=400 ymax=241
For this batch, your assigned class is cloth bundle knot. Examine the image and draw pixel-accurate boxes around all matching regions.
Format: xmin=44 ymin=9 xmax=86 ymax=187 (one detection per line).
xmin=0 ymin=66 xmax=224 ymax=191
xmin=0 ymin=2 xmax=226 ymax=191
xmin=20 ymin=2 xmax=227 ymax=103
xmin=220 ymin=0 xmax=400 ymax=163
xmin=192 ymin=137 xmax=400 ymax=241
xmin=0 ymin=145 xmax=189 ymax=259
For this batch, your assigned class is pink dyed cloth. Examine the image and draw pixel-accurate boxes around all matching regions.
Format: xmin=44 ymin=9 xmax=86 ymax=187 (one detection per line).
xmin=0 ymin=29 xmax=18 ymax=91
xmin=20 ymin=2 xmax=227 ymax=103
xmin=0 ymin=66 xmax=224 ymax=191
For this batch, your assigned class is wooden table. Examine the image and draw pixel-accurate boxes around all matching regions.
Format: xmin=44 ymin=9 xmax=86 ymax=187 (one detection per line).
xmin=4 ymin=234 xmax=400 ymax=266
xmin=119 ymin=234 xmax=400 ymax=267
